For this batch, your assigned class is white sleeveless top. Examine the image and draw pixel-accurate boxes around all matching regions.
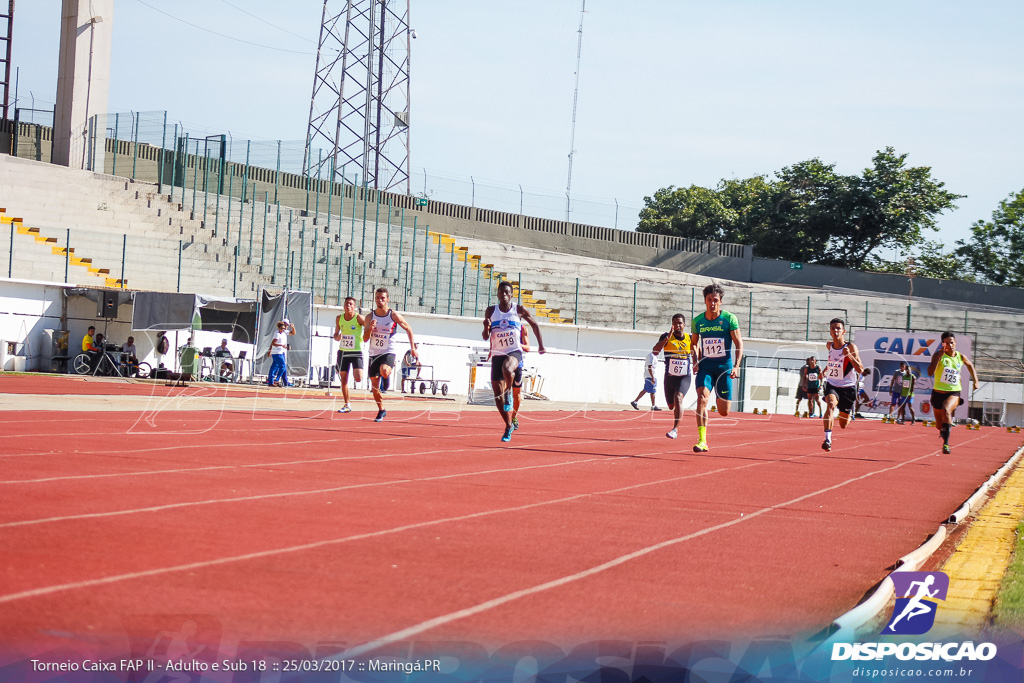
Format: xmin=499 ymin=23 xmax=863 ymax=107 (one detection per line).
xmin=823 ymin=342 xmax=857 ymax=388
xmin=489 ymin=304 xmax=523 ymax=356
xmin=368 ymin=310 xmax=397 ymax=357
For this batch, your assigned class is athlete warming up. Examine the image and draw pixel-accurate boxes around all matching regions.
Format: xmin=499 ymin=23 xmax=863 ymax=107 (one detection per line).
xmin=363 ymin=287 xmax=417 ymax=423
xmin=927 ymin=331 xmax=978 ymax=455
xmin=820 ymin=318 xmax=864 ymax=452
xmin=482 ymin=281 xmax=546 ymax=442
xmin=691 ymin=283 xmax=743 ymax=453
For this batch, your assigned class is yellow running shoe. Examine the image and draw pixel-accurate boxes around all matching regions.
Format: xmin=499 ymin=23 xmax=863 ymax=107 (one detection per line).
xmin=692 ymin=441 xmax=709 ymax=453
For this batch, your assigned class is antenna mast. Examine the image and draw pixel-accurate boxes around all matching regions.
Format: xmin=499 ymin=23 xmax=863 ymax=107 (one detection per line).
xmin=304 ymin=0 xmax=412 ymax=192
xmin=565 ymin=0 xmax=585 ymax=221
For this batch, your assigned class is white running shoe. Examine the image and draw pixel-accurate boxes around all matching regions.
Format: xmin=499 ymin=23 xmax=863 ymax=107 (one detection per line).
xmin=666 ymin=429 xmax=677 ymax=439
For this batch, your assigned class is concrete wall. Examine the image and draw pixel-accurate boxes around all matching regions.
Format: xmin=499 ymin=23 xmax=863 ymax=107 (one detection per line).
xmin=4 ymin=277 xmax=1020 ymax=424
xmin=3 ymin=120 xmax=1023 ymax=312
xmin=0 ymin=119 xmax=54 ymax=162
xmin=0 ymin=277 xmax=815 ymax=410
xmin=753 ymin=258 xmax=1024 ymax=310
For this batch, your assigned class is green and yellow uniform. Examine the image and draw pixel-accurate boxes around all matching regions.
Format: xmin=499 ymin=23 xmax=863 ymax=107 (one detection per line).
xmin=336 ymin=314 xmax=363 ymax=353
xmin=692 ymin=310 xmax=740 ymax=399
xmin=933 ymin=353 xmax=963 ymax=393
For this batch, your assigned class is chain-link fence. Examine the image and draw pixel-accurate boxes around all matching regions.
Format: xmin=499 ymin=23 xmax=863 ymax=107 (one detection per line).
xmin=6 ymin=109 xmax=645 ymax=232
xmin=410 ymin=168 xmax=642 ymax=231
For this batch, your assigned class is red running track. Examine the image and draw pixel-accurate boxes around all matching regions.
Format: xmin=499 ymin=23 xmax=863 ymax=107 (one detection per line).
xmin=0 ymin=374 xmax=348 ymax=399
xmin=1 ymin=400 xmax=1022 ymax=659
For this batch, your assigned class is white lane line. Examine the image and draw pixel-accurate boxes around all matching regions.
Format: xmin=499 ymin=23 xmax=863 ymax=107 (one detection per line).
xmin=0 ymin=454 xmax=617 ymax=529
xmin=0 ymin=441 xmax=934 ymax=618
xmin=0 ymin=427 xmax=811 ymax=520
xmin=0 ymin=415 xmax=644 ymax=456
xmin=336 ymin=448 xmax=940 ymax=659
xmin=0 ymin=424 xmax=902 ymax=526
xmin=0 ymin=456 xmax=760 ymax=605
xmin=0 ymin=424 xmax=661 ymax=483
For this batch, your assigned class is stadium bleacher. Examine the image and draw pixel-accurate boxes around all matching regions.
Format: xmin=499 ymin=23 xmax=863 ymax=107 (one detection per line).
xmin=2 ymin=151 xmax=1023 ymax=383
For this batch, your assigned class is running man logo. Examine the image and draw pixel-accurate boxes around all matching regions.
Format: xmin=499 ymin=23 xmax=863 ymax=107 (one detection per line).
xmin=884 ymin=572 xmax=949 ymax=635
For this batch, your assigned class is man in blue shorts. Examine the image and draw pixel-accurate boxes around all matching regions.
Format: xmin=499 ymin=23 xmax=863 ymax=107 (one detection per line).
xmin=888 ymin=363 xmax=905 ymax=420
xmin=630 ymin=350 xmax=661 ymax=412
xmin=690 ymin=283 xmax=743 ymax=453
xmin=483 ymin=281 xmax=546 ymax=442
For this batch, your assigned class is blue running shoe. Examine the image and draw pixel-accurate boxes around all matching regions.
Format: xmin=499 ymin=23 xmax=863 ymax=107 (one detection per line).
xmin=374 ymin=409 xmax=387 ymax=423
xmin=501 ymin=426 xmax=512 ymax=442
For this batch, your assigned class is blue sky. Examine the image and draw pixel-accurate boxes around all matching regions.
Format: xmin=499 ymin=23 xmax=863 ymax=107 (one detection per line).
xmin=14 ymin=0 xmax=1024 ymax=248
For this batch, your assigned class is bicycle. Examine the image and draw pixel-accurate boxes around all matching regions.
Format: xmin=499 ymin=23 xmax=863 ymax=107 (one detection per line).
xmin=71 ymin=351 xmax=121 ymax=377
xmin=72 ymin=352 xmax=151 ymax=378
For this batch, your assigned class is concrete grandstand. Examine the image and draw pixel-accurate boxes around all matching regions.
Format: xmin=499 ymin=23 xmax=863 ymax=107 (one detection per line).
xmin=1 ymin=126 xmax=1023 ymax=389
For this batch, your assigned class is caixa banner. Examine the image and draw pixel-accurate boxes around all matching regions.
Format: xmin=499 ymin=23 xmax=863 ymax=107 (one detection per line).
xmin=855 ymin=330 xmax=972 ymax=419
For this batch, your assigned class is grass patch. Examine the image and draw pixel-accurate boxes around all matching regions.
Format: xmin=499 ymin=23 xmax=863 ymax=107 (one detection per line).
xmin=992 ymin=518 xmax=1024 ymax=633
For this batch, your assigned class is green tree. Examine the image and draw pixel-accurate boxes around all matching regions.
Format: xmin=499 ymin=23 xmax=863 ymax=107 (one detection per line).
xmin=638 ymin=148 xmax=963 ymax=271
xmin=916 ymin=240 xmax=974 ymax=281
xmin=863 ymin=240 xmax=974 ymax=281
xmin=637 ymin=184 xmax=737 ymax=242
xmin=955 ymin=188 xmax=1024 ymax=287
xmin=764 ymin=158 xmax=852 ymax=263
xmin=819 ymin=148 xmax=963 ymax=270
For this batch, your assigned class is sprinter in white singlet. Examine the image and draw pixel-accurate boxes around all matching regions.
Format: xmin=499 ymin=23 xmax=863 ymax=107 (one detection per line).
xmin=820 ymin=317 xmax=864 ymax=452
xmin=482 ymin=280 xmax=546 ymax=442
xmin=363 ymin=287 xmax=417 ymax=423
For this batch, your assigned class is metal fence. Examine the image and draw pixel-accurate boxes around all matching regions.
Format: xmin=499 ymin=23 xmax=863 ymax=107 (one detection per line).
xmin=3 ymin=109 xmax=1023 ymax=382
xmin=11 ymin=108 xmax=643 ymax=231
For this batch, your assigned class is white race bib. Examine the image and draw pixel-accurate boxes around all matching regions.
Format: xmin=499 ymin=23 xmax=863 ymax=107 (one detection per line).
xmin=493 ymin=328 xmax=515 ymax=349
xmin=807 ymin=371 xmax=819 ymax=382
xmin=668 ymin=357 xmax=690 ymax=376
xmin=371 ymin=332 xmax=389 ymax=349
xmin=701 ymin=337 xmax=726 ymax=359
xmin=340 ymin=334 xmax=356 ymax=350
xmin=941 ymin=366 xmax=959 ymax=387
xmin=824 ymin=360 xmax=843 ymax=380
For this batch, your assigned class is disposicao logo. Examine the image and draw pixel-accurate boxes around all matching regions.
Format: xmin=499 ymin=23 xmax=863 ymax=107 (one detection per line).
xmin=830 ymin=571 xmax=999 ymax=663
xmin=885 ymin=571 xmax=948 ymax=635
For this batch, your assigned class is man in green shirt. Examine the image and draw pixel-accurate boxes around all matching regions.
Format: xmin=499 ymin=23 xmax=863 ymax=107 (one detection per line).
xmin=333 ymin=296 xmax=366 ymax=414
xmin=896 ymin=365 xmax=917 ymax=425
xmin=690 ymin=283 xmax=744 ymax=454
xmin=928 ymin=332 xmax=979 ymax=454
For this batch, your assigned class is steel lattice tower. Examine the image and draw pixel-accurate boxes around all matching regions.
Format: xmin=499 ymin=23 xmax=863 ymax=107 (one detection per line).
xmin=304 ymin=0 xmax=411 ymax=193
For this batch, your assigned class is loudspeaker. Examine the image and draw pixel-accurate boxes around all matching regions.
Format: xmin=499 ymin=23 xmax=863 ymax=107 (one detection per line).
xmin=99 ymin=293 xmax=119 ymax=318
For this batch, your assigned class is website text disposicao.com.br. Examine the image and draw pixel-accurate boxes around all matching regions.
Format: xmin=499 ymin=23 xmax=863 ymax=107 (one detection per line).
xmin=836 ymin=641 xmax=997 ymax=679
xmin=850 ymin=666 xmax=978 ymax=678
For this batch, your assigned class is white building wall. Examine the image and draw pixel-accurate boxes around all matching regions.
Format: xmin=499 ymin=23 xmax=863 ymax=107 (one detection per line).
xmin=3 ymin=278 xmax=1020 ymax=425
